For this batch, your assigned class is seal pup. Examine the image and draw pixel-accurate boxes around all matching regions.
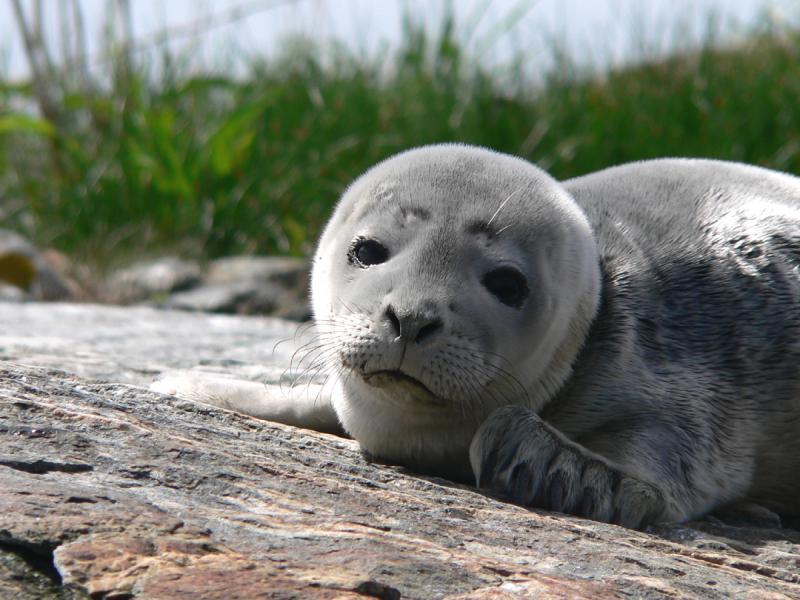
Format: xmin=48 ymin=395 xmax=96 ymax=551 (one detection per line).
xmin=153 ymin=144 xmax=800 ymax=529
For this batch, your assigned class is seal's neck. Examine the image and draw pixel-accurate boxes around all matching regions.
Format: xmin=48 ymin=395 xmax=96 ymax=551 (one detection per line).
xmin=530 ymin=256 xmax=602 ymax=414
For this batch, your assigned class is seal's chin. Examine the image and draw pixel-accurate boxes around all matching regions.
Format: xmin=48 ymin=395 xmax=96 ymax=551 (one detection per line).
xmin=361 ymin=369 xmax=443 ymax=404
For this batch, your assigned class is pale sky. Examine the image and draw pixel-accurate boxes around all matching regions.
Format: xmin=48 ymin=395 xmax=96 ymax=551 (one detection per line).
xmin=1 ymin=0 xmax=797 ymax=80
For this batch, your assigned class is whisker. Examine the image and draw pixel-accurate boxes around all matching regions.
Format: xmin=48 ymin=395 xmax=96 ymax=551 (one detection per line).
xmin=487 ymin=186 xmax=524 ymax=228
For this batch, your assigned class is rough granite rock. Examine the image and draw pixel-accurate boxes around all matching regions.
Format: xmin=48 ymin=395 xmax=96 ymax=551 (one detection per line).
xmin=0 ymin=302 xmax=798 ymax=599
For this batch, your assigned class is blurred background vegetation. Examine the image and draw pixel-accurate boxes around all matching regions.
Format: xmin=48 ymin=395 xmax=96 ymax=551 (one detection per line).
xmin=1 ymin=0 xmax=799 ymax=265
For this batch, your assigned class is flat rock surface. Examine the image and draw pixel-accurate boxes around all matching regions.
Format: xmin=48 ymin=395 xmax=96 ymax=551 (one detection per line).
xmin=1 ymin=302 xmax=799 ymax=599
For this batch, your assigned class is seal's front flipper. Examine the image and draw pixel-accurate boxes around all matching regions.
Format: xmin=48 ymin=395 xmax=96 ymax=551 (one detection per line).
xmin=711 ymin=502 xmax=783 ymax=528
xmin=150 ymin=373 xmax=344 ymax=436
xmin=469 ymin=405 xmax=666 ymax=529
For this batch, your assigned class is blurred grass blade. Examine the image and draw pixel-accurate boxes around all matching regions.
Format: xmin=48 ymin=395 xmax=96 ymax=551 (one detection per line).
xmin=0 ymin=114 xmax=55 ymax=137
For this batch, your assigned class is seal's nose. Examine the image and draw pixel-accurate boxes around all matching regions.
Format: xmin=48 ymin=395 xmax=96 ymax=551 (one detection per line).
xmin=384 ymin=304 xmax=443 ymax=344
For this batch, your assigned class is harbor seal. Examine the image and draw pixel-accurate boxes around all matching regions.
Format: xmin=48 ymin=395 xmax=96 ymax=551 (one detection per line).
xmin=153 ymin=144 xmax=800 ymax=529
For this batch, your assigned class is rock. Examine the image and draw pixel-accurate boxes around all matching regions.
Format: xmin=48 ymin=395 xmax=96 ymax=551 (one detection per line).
xmin=105 ymin=257 xmax=202 ymax=304
xmin=0 ymin=229 xmax=38 ymax=290
xmin=163 ymin=280 xmax=283 ymax=313
xmin=0 ymin=229 xmax=75 ymax=301
xmin=167 ymin=285 xmax=310 ymax=320
xmin=103 ymin=255 xmax=310 ymax=318
xmin=0 ymin=302 xmax=297 ymax=384
xmin=1 ymin=302 xmax=799 ymax=599
xmin=165 ymin=256 xmax=311 ymax=319
xmin=205 ymin=255 xmax=309 ymax=289
xmin=164 ymin=279 xmax=310 ymax=320
xmin=0 ymin=545 xmax=72 ymax=600
xmin=30 ymin=262 xmax=74 ymax=301
xmin=0 ymin=282 xmax=28 ymax=301
xmin=38 ymin=249 xmax=89 ymax=301
xmin=103 ymin=256 xmax=311 ymax=321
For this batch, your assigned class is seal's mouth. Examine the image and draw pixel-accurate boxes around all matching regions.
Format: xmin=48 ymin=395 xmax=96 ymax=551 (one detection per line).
xmin=362 ymin=369 xmax=437 ymax=398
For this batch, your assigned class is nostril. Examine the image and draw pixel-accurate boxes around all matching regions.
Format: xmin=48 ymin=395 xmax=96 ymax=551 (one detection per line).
xmin=385 ymin=305 xmax=401 ymax=337
xmin=415 ymin=319 xmax=442 ymax=344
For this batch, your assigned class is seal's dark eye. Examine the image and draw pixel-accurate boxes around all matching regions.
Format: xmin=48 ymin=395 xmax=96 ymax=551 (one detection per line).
xmin=482 ymin=267 xmax=529 ymax=308
xmin=349 ymin=238 xmax=389 ymax=268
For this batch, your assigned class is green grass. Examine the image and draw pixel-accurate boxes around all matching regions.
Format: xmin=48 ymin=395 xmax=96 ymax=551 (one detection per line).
xmin=1 ymin=15 xmax=799 ymax=263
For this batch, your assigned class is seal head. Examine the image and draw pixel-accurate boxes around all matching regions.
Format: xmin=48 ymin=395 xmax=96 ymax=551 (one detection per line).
xmin=311 ymin=145 xmax=601 ymax=479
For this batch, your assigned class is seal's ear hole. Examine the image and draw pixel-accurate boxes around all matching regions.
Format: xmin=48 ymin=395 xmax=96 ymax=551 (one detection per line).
xmin=482 ymin=267 xmax=529 ymax=308
xmin=349 ymin=238 xmax=389 ymax=268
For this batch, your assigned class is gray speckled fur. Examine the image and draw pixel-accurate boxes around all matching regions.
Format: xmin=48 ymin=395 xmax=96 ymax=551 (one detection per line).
xmin=320 ymin=148 xmax=800 ymax=527
xmin=545 ymin=159 xmax=800 ymax=518
xmin=153 ymin=147 xmax=800 ymax=529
